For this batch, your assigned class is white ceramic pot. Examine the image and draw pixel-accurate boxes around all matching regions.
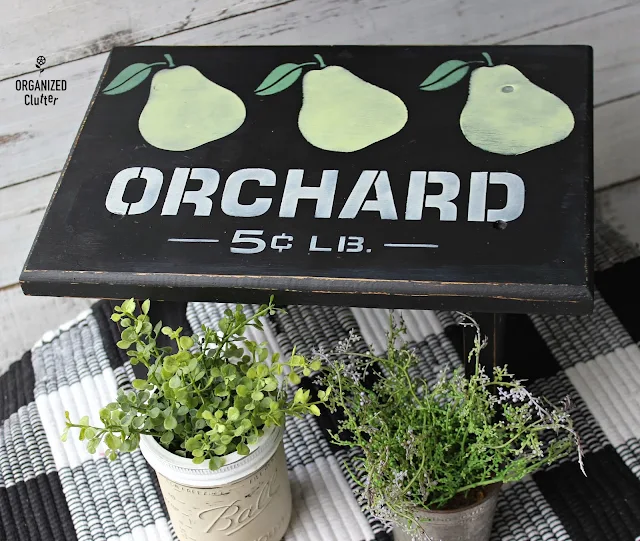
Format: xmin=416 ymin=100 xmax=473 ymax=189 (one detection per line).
xmin=140 ymin=425 xmax=291 ymax=541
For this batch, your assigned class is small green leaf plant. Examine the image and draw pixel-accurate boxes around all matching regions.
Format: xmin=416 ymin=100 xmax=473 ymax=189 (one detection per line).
xmin=101 ymin=53 xmax=176 ymax=95
xmin=313 ymin=313 xmax=584 ymax=536
xmin=418 ymin=52 xmax=494 ymax=91
xmin=63 ymin=297 xmax=327 ymax=470
xmin=254 ymin=53 xmax=327 ymax=96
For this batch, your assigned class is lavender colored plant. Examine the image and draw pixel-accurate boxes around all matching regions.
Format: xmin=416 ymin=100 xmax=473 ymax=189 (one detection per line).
xmin=313 ymin=314 xmax=584 ymax=536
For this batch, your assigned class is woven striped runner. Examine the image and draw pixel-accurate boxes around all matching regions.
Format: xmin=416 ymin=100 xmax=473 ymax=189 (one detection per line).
xmin=2 ymin=219 xmax=640 ymax=541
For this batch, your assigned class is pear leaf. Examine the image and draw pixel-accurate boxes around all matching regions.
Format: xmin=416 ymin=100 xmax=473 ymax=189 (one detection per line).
xmin=255 ymin=63 xmax=303 ymax=96
xmin=419 ymin=60 xmax=470 ymax=91
xmin=102 ymin=63 xmax=155 ymax=95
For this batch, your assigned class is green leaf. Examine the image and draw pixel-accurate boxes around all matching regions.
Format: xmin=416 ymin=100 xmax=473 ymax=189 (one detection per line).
xmin=176 ymin=405 xmax=189 ymax=416
xmin=164 ymin=415 xmax=178 ymax=430
xmin=163 ymin=356 xmax=179 ymax=375
xmin=419 ymin=60 xmax=471 ymax=91
xmin=179 ymin=336 xmax=194 ymax=350
xmin=111 ymin=313 xmax=121 ymax=322
xmin=122 ymin=327 xmax=137 ymax=342
xmin=169 ymin=375 xmax=182 ymax=389
xmin=290 ymin=355 xmax=305 ymax=367
xmin=117 ymin=340 xmax=132 ymax=350
xmin=294 ymin=388 xmax=305 ymax=405
xmin=121 ymin=298 xmax=136 ymax=313
xmin=263 ymin=378 xmax=278 ymax=392
xmin=227 ymin=407 xmax=240 ymax=421
xmin=288 ymin=371 xmax=301 ymax=385
xmin=310 ymin=404 xmax=321 ymax=416
xmin=132 ymin=379 xmax=147 ymax=390
xmin=79 ymin=416 xmax=89 ymax=426
xmin=87 ymin=438 xmax=99 ymax=454
xmin=192 ymin=456 xmax=205 ymax=465
xmin=237 ymin=442 xmax=250 ymax=456
xmin=105 ymin=433 xmax=122 ymax=450
xmin=142 ymin=299 xmax=151 ymax=314
xmin=209 ymin=456 xmax=226 ymax=470
xmin=255 ymin=63 xmax=303 ymax=96
xmin=160 ymin=431 xmax=174 ymax=445
xmin=103 ymin=64 xmax=155 ymax=95
xmin=214 ymin=444 xmax=228 ymax=455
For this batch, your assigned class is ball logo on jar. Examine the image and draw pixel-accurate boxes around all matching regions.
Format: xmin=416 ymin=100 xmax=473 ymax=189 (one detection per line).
xmin=197 ymin=470 xmax=281 ymax=535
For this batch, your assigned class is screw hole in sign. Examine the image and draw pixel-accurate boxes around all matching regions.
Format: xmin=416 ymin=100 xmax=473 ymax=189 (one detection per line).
xmin=494 ymin=220 xmax=508 ymax=231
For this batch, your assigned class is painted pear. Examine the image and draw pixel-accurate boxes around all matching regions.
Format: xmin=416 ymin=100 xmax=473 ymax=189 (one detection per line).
xmin=459 ymin=65 xmax=574 ymax=155
xmin=138 ymin=65 xmax=246 ymax=151
xmin=298 ymin=66 xmax=408 ymax=153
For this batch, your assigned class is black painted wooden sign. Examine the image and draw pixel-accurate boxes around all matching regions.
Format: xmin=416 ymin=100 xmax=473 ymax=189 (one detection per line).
xmin=21 ymin=46 xmax=593 ymax=314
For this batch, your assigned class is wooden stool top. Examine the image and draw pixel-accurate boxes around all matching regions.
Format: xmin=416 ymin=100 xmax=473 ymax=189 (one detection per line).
xmin=21 ymin=45 xmax=593 ymax=314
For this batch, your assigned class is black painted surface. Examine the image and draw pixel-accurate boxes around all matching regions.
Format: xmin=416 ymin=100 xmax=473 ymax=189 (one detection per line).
xmin=22 ymin=46 xmax=593 ymax=313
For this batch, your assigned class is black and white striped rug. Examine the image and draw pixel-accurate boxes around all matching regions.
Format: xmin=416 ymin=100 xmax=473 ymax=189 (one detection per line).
xmin=2 ymin=219 xmax=640 ymax=541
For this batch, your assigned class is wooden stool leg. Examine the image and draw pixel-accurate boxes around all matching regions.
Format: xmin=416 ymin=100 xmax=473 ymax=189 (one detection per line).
xmin=462 ymin=312 xmax=506 ymax=379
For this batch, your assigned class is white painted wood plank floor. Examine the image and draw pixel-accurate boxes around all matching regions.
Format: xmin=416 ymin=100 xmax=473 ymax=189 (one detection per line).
xmin=1 ymin=0 xmax=639 ymax=373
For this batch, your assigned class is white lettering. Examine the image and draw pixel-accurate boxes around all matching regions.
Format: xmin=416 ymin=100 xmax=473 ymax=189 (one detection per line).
xmin=221 ymin=168 xmax=275 ymax=217
xmin=279 ymin=169 xmax=337 ymax=218
xmin=309 ymin=235 xmax=331 ymax=252
xmin=487 ymin=172 xmax=525 ymax=222
xmin=467 ymin=172 xmax=488 ymax=222
xmin=405 ymin=171 xmax=459 ymax=221
xmin=103 ymin=167 xmax=526 ymax=223
xmin=105 ymin=167 xmax=163 ymax=215
xmin=161 ymin=168 xmax=220 ymax=216
xmin=339 ymin=170 xmax=397 ymax=219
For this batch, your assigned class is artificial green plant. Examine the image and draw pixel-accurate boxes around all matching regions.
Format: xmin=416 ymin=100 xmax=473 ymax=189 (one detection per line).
xmin=64 ymin=297 xmax=326 ymax=470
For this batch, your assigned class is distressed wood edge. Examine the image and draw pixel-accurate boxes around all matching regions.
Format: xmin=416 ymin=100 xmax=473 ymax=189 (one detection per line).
xmin=20 ymin=269 xmax=594 ymax=315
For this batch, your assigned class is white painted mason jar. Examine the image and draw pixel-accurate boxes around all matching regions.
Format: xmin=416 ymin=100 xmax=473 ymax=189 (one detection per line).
xmin=140 ymin=425 xmax=291 ymax=541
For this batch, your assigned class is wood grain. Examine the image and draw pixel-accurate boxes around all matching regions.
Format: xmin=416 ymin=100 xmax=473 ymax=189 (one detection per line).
xmin=2 ymin=0 xmax=638 ymax=191
xmin=0 ymin=0 xmax=292 ymax=80
xmin=0 ymin=285 xmax=94 ymax=373
xmin=508 ymin=2 xmax=640 ymax=106
xmin=2 ymin=0 xmax=640 ymax=364
xmin=596 ymin=178 xmax=640 ymax=247
xmin=0 ymin=174 xmax=56 ymax=287
xmin=595 ymin=93 xmax=640 ymax=189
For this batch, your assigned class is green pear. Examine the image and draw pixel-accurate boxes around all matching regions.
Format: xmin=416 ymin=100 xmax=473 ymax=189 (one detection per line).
xmin=459 ymin=65 xmax=575 ymax=155
xmin=138 ymin=65 xmax=246 ymax=151
xmin=298 ymin=66 xmax=408 ymax=153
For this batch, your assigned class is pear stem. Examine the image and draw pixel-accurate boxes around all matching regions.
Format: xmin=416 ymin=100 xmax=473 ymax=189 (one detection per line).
xmin=313 ymin=54 xmax=327 ymax=68
xmin=164 ymin=53 xmax=176 ymax=68
xmin=481 ymin=52 xmax=494 ymax=67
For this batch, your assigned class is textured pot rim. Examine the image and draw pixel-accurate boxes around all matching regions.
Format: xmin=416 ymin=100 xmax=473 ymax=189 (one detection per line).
xmin=411 ymin=482 xmax=502 ymax=515
xmin=139 ymin=424 xmax=283 ymax=487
